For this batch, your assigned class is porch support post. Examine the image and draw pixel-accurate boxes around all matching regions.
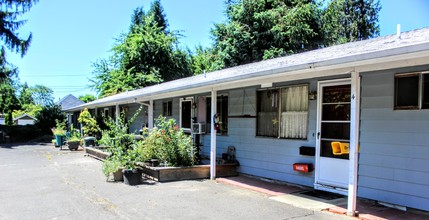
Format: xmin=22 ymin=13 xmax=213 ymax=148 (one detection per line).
xmin=210 ymin=89 xmax=217 ymax=180
xmin=348 ymin=71 xmax=361 ymax=216
xmin=148 ymin=100 xmax=154 ymax=129
xmin=115 ymin=104 xmax=120 ymax=125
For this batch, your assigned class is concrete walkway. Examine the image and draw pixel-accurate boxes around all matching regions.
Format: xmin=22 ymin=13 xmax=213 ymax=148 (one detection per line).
xmin=217 ymin=175 xmax=429 ymax=220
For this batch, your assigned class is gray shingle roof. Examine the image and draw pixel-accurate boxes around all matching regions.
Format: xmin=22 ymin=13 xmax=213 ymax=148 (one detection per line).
xmin=65 ymin=27 xmax=429 ymax=111
xmin=58 ymin=94 xmax=85 ymax=110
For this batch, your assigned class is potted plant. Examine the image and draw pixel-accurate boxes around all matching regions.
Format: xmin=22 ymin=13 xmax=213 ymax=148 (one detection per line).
xmin=65 ymin=125 xmax=82 ymax=150
xmin=66 ymin=136 xmax=82 ymax=150
xmin=102 ymin=157 xmax=123 ymax=181
xmin=121 ymin=147 xmax=142 ymax=185
xmin=52 ymin=119 xmax=67 ymax=147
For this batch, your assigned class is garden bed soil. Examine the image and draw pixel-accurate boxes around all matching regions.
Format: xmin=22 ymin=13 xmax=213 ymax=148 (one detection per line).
xmin=138 ymin=163 xmax=239 ymax=182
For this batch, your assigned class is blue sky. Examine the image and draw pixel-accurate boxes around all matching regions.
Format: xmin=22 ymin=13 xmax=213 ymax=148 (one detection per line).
xmin=8 ymin=0 xmax=429 ymax=101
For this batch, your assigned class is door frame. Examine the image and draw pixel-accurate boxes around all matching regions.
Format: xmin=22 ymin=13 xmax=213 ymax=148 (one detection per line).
xmin=180 ymin=97 xmax=194 ymax=132
xmin=315 ymin=78 xmax=351 ymax=195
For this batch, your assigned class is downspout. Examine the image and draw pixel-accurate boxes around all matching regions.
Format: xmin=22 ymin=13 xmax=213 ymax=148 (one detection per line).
xmin=347 ymin=71 xmax=361 ymax=216
xmin=210 ymin=89 xmax=217 ymax=180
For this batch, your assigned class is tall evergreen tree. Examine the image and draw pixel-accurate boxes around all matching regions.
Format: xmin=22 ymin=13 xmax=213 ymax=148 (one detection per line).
xmin=0 ymin=77 xmax=20 ymax=125
xmin=322 ymin=0 xmax=381 ymax=46
xmin=149 ymin=0 xmax=168 ymax=33
xmin=0 ymin=0 xmax=38 ymax=58
xmin=210 ymin=0 xmax=323 ymax=69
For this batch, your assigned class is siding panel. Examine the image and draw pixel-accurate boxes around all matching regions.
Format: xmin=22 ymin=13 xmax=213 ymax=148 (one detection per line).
xmin=200 ymin=85 xmax=317 ymax=187
xmin=359 ymin=70 xmax=429 ymax=211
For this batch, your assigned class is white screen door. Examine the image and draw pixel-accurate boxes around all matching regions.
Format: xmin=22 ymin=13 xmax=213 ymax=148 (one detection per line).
xmin=315 ymin=79 xmax=351 ymax=193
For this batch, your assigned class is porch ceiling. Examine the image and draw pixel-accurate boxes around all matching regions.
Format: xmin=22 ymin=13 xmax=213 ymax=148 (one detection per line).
xmin=65 ymin=27 xmax=429 ymax=111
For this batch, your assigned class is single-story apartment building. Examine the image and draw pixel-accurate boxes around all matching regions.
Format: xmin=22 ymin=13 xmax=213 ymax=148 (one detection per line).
xmin=66 ymin=27 xmax=429 ymax=214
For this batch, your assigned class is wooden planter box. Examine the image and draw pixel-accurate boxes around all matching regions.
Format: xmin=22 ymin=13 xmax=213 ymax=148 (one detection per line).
xmin=138 ymin=163 xmax=238 ymax=182
xmin=85 ymin=147 xmax=110 ymax=160
xmin=84 ymin=148 xmax=238 ymax=182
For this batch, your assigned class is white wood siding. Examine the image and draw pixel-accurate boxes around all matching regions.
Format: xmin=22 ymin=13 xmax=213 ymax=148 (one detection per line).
xmin=359 ymin=67 xmax=429 ymax=211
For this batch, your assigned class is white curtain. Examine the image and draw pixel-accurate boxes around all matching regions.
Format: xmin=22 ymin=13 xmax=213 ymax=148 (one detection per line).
xmin=280 ymin=112 xmax=308 ymax=139
xmin=280 ymin=86 xmax=308 ymax=139
xmin=281 ymin=86 xmax=308 ymax=111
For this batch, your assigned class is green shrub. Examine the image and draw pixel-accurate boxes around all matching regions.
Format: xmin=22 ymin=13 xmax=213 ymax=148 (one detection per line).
xmin=78 ymin=108 xmax=99 ymax=136
xmin=139 ymin=116 xmax=195 ymax=167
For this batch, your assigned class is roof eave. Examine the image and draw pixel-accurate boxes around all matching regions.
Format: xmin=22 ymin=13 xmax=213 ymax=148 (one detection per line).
xmin=64 ymin=41 xmax=429 ymax=112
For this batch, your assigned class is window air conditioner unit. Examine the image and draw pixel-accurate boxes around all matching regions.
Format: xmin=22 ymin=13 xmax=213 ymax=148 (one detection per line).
xmin=191 ymin=123 xmax=206 ymax=134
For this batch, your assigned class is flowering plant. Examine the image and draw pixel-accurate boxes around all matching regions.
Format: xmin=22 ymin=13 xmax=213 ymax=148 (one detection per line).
xmin=140 ymin=115 xmax=195 ymax=167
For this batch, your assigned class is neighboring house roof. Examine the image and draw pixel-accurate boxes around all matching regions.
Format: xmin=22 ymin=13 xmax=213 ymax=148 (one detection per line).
xmin=65 ymin=27 xmax=429 ymax=112
xmin=13 ymin=114 xmax=37 ymax=121
xmin=58 ymin=94 xmax=85 ymax=110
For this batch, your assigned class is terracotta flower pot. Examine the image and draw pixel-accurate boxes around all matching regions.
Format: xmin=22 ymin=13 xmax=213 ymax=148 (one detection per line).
xmin=112 ymin=169 xmax=123 ymax=181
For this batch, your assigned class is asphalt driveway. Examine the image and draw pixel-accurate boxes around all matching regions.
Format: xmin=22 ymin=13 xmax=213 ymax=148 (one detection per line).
xmin=0 ymin=143 xmax=351 ymax=220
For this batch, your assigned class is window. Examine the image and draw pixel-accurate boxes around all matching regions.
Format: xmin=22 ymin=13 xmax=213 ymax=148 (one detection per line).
xmin=206 ymin=95 xmax=228 ymax=135
xmin=103 ymin=108 xmax=109 ymax=117
xmin=257 ymin=85 xmax=308 ymax=139
xmin=394 ymin=72 xmax=429 ymax=110
xmin=163 ymin=101 xmax=172 ymax=116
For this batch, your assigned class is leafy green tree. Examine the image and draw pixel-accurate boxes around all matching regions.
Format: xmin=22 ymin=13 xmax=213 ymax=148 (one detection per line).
xmin=78 ymin=94 xmax=97 ymax=103
xmin=190 ymin=45 xmax=223 ymax=75
xmin=34 ymin=103 xmax=65 ymax=135
xmin=322 ymin=0 xmax=381 ymax=46
xmin=30 ymin=84 xmax=54 ymax=106
xmin=18 ymin=82 xmax=34 ymax=105
xmin=210 ymin=0 xmax=323 ymax=69
xmin=12 ymin=103 xmax=42 ymax=118
xmin=91 ymin=1 xmax=193 ymax=97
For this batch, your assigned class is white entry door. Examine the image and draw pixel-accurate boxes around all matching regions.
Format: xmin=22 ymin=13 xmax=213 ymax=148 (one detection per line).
xmin=315 ymin=79 xmax=351 ymax=194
